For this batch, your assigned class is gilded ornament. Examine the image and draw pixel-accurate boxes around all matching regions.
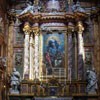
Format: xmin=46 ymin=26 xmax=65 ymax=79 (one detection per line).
xmin=77 ymin=21 xmax=84 ymax=33
xmin=32 ymin=27 xmax=40 ymax=36
xmin=23 ymin=23 xmax=31 ymax=34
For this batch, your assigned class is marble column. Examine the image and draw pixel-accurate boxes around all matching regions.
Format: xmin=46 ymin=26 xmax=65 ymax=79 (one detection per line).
xmin=33 ymin=24 xmax=40 ymax=80
xmin=39 ymin=33 xmax=43 ymax=81
xmin=29 ymin=34 xmax=34 ymax=80
xmin=77 ymin=21 xmax=85 ymax=80
xmin=67 ymin=22 xmax=74 ymax=82
xmin=23 ymin=22 xmax=31 ymax=79
xmin=68 ymin=33 xmax=73 ymax=81
xmin=74 ymin=33 xmax=78 ymax=79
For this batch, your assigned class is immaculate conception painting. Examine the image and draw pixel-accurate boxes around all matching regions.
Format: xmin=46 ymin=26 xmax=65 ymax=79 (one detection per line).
xmin=43 ymin=33 xmax=65 ymax=75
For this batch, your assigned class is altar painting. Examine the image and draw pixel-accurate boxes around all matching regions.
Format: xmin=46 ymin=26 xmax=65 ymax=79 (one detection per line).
xmin=43 ymin=33 xmax=65 ymax=75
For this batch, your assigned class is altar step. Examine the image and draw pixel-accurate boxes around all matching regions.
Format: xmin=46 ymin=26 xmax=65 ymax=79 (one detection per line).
xmin=35 ymin=97 xmax=72 ymax=100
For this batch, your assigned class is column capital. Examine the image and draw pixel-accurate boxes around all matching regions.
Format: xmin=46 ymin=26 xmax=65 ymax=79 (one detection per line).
xmin=67 ymin=22 xmax=74 ymax=34
xmin=77 ymin=21 xmax=84 ymax=33
xmin=23 ymin=22 xmax=31 ymax=34
xmin=32 ymin=26 xmax=40 ymax=36
xmin=7 ymin=13 xmax=16 ymax=25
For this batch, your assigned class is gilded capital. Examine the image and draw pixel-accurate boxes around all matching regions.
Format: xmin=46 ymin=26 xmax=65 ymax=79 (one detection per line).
xmin=77 ymin=21 xmax=84 ymax=33
xmin=23 ymin=22 xmax=31 ymax=34
xmin=32 ymin=26 xmax=40 ymax=36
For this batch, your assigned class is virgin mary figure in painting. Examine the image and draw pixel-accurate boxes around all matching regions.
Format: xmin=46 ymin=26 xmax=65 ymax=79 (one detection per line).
xmin=46 ymin=38 xmax=63 ymax=68
xmin=44 ymin=34 xmax=65 ymax=75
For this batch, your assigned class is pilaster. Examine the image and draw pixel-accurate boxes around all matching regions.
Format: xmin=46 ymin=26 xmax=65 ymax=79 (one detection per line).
xmin=92 ymin=18 xmax=99 ymax=74
xmin=7 ymin=19 xmax=14 ymax=75
xmin=67 ymin=22 xmax=74 ymax=81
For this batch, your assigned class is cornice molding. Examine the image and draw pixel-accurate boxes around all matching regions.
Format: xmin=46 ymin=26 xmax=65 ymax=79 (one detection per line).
xmin=18 ymin=12 xmax=87 ymax=24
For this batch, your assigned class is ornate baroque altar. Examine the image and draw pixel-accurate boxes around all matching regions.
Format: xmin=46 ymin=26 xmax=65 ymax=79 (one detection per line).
xmin=8 ymin=0 xmax=99 ymax=99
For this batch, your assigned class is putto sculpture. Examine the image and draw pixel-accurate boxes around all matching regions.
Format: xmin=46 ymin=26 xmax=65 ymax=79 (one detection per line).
xmin=72 ymin=1 xmax=85 ymax=13
xmin=9 ymin=68 xmax=21 ymax=94
xmin=20 ymin=2 xmax=34 ymax=15
xmin=86 ymin=68 xmax=98 ymax=94
xmin=19 ymin=2 xmax=41 ymax=15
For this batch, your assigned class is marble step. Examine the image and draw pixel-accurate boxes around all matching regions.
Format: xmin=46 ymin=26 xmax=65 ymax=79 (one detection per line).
xmin=35 ymin=97 xmax=72 ymax=100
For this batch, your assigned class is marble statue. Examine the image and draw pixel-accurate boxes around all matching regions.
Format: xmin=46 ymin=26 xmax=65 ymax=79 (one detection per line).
xmin=72 ymin=1 xmax=85 ymax=13
xmin=19 ymin=2 xmax=41 ymax=15
xmin=20 ymin=2 xmax=34 ymax=15
xmin=10 ymin=68 xmax=21 ymax=94
xmin=86 ymin=68 xmax=98 ymax=94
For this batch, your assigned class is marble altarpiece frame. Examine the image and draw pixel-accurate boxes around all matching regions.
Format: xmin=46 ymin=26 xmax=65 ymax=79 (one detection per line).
xmin=40 ymin=31 xmax=67 ymax=82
